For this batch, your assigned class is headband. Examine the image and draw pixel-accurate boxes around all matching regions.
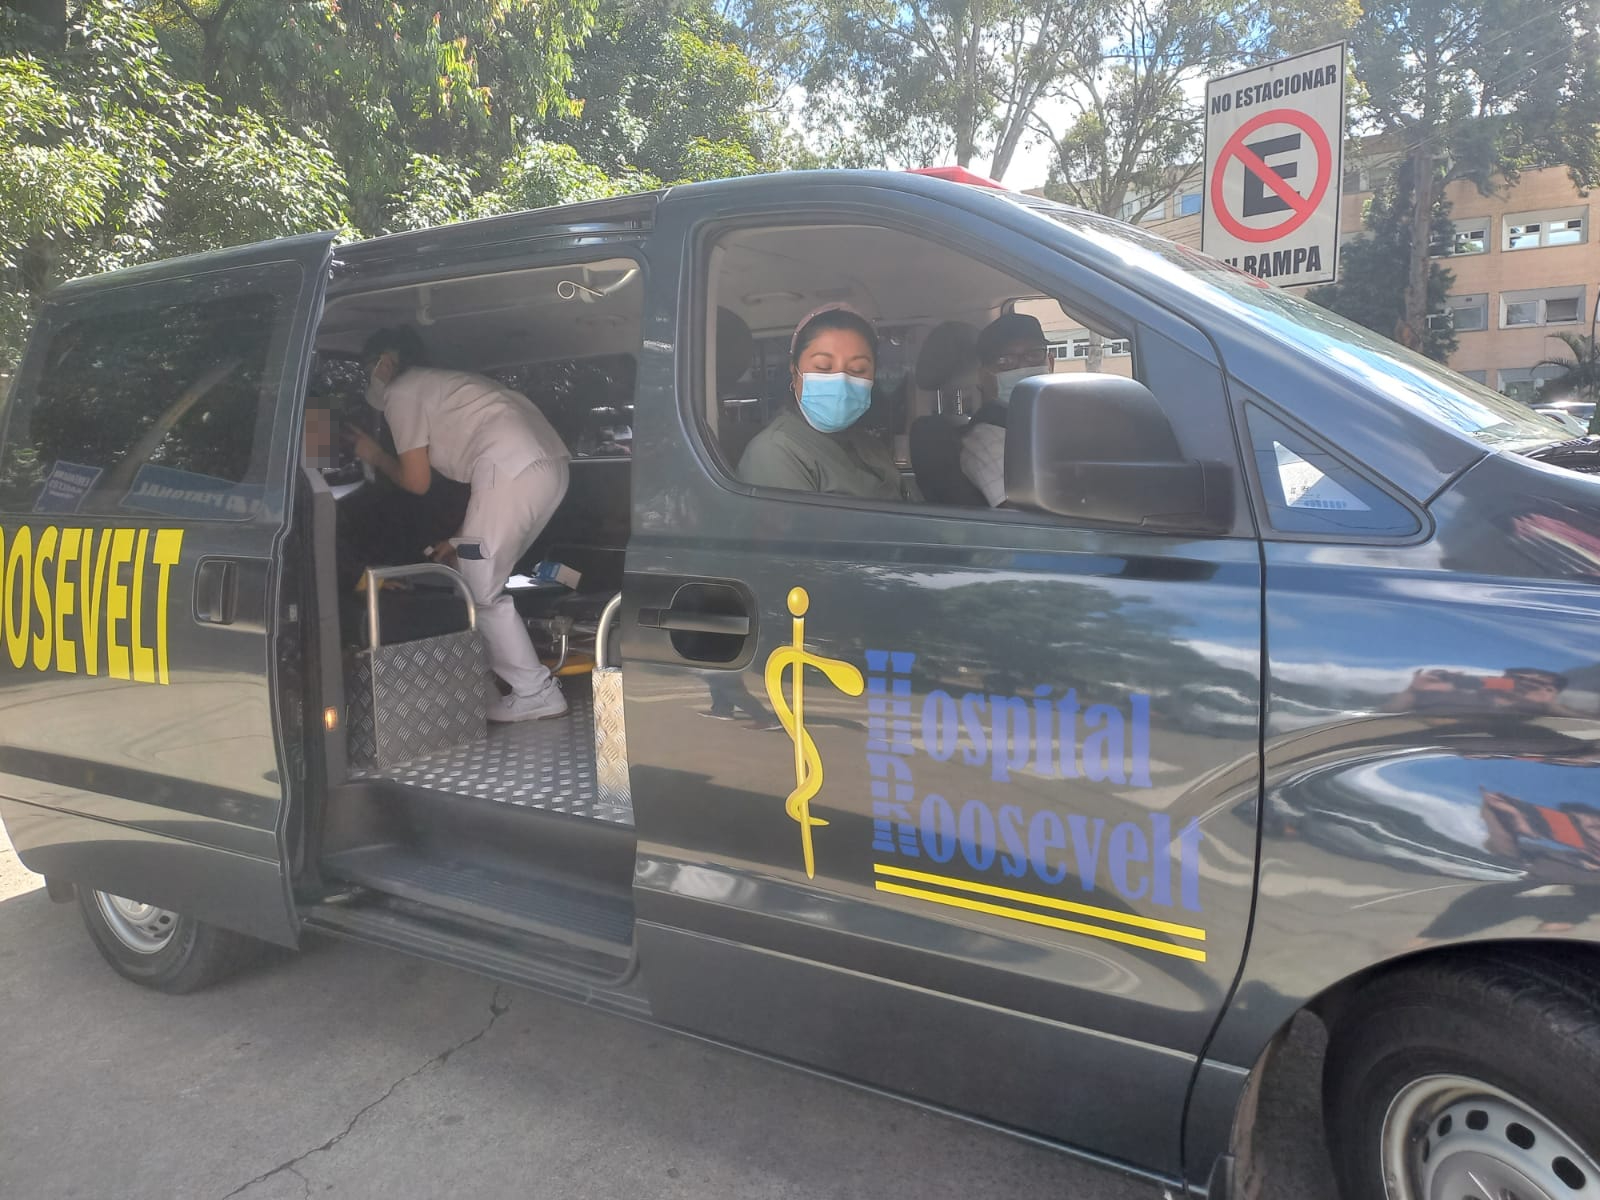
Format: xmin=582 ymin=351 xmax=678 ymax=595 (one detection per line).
xmin=790 ymin=302 xmax=875 ymax=359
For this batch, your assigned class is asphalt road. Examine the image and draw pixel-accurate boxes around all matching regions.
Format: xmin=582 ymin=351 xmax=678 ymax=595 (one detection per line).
xmin=0 ymin=826 xmax=1338 ymax=1200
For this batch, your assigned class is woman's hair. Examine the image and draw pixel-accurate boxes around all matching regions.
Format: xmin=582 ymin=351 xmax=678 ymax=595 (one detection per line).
xmin=790 ymin=307 xmax=879 ymax=367
xmin=361 ymin=326 xmax=428 ymax=373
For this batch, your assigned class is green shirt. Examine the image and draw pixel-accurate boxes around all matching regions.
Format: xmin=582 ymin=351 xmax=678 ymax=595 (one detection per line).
xmin=737 ymin=410 xmax=907 ymax=500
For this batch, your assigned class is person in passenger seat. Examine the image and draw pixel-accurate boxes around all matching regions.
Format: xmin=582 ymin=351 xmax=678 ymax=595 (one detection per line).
xmin=350 ymin=327 xmax=573 ymax=723
xmin=961 ymin=313 xmax=1049 ymax=507
xmin=738 ymin=304 xmax=907 ymax=500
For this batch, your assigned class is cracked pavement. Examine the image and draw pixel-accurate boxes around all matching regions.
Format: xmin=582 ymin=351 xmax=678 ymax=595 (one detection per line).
xmin=0 ymin=824 xmax=1337 ymax=1199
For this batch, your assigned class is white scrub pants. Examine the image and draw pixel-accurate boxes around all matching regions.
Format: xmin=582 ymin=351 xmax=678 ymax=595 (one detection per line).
xmin=453 ymin=457 xmax=569 ymax=700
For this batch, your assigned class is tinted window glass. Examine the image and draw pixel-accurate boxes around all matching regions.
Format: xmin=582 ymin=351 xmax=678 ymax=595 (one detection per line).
xmin=488 ymin=355 xmax=636 ymax=459
xmin=0 ymin=285 xmax=286 ymax=519
xmin=1017 ymin=196 xmax=1560 ymax=452
xmin=1246 ymin=404 xmax=1419 ymax=537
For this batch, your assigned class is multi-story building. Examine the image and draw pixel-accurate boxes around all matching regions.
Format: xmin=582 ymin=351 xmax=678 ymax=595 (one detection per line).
xmin=1132 ymin=156 xmax=1598 ymax=402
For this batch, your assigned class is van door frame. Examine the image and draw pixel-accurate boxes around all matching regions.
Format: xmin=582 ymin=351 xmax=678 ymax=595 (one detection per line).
xmin=0 ymin=234 xmax=337 ymax=946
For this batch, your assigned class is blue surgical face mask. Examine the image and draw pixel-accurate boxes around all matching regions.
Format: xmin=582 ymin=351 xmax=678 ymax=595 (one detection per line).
xmin=797 ymin=371 xmax=873 ymax=433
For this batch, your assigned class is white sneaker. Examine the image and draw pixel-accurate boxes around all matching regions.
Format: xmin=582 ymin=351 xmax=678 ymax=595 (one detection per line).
xmin=487 ymin=688 xmax=568 ymax=723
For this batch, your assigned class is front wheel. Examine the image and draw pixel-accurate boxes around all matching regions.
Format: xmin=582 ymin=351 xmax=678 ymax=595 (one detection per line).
xmin=1324 ymin=950 xmax=1600 ymax=1200
xmin=78 ymin=888 xmax=261 ymax=993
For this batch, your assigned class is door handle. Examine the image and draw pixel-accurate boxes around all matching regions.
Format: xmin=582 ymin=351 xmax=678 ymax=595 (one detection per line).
xmin=194 ymin=558 xmax=238 ymax=625
xmin=636 ymin=607 xmax=751 ymax=637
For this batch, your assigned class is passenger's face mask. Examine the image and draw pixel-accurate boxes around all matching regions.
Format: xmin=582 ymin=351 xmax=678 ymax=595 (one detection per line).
xmin=796 ymin=372 xmax=873 ymax=433
xmin=993 ymin=365 xmax=1046 ymax=406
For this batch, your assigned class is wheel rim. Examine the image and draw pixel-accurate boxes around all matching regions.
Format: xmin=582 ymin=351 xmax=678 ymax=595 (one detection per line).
xmin=1382 ymin=1073 xmax=1600 ymax=1200
xmin=93 ymin=891 xmax=178 ymax=954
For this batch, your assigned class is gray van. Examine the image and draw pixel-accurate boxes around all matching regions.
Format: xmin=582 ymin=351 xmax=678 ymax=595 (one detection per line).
xmin=3 ymin=170 xmax=1599 ymax=1199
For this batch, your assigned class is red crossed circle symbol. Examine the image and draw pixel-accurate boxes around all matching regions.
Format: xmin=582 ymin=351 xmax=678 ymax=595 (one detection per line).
xmin=1211 ymin=108 xmax=1333 ymax=244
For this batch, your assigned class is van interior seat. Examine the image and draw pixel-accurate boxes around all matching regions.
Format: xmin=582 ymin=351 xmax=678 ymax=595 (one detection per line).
xmin=908 ymin=320 xmax=986 ymax=506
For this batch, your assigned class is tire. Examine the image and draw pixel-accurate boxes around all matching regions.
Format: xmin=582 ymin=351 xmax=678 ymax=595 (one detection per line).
xmin=77 ymin=887 xmax=261 ymax=994
xmin=1323 ymin=949 xmax=1600 ymax=1200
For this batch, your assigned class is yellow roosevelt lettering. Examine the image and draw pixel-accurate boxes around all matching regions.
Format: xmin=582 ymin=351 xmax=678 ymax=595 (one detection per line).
xmin=130 ymin=529 xmax=155 ymax=684
xmin=54 ymin=528 xmax=80 ymax=674
xmin=31 ymin=526 xmax=56 ymax=672
xmin=105 ymin=528 xmax=134 ymax=681
xmin=5 ymin=525 xmax=31 ymax=670
xmin=80 ymin=528 xmax=111 ymax=678
xmin=152 ymin=529 xmax=183 ymax=686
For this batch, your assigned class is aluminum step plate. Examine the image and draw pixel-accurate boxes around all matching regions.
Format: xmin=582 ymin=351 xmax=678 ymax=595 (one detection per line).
xmin=354 ymin=679 xmax=633 ymax=825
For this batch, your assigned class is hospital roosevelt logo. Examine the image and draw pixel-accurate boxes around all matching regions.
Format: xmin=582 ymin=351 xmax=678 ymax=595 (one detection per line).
xmin=763 ymin=587 xmax=863 ymax=879
xmin=761 ymin=587 xmax=1208 ymax=962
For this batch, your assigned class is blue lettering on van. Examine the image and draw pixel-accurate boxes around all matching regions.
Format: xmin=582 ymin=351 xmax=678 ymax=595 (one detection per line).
xmin=864 ymin=649 xmax=1201 ymax=916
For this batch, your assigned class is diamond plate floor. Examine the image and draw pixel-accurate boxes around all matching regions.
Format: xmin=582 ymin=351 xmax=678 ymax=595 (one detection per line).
xmin=355 ymin=678 xmax=633 ymax=825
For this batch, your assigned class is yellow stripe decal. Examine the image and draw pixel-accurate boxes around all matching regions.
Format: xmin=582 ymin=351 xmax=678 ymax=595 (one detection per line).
xmin=874 ymin=862 xmax=1207 ymax=942
xmin=874 ymin=880 xmax=1208 ymax=963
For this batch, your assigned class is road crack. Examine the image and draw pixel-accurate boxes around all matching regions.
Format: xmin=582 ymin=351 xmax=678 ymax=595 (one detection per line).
xmin=220 ymin=986 xmax=511 ymax=1199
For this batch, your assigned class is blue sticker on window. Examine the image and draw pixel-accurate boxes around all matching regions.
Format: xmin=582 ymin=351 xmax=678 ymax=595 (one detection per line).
xmin=121 ymin=464 xmax=263 ymax=520
xmin=33 ymin=461 xmax=103 ymax=514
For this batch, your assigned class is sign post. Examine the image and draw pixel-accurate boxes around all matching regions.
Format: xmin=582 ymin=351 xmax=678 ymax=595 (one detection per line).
xmin=1202 ymin=42 xmax=1346 ymax=287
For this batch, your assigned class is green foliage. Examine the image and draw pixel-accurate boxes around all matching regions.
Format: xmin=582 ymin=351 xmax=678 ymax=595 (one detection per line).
xmin=1308 ymin=161 xmax=1458 ymax=362
xmin=1536 ymin=332 xmax=1600 ymax=419
xmin=540 ymin=0 xmax=775 ymax=183
xmin=481 ymin=139 xmax=662 ymax=215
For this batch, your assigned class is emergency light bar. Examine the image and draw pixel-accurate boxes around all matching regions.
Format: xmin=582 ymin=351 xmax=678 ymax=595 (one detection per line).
xmin=905 ymin=166 xmax=1008 ymax=190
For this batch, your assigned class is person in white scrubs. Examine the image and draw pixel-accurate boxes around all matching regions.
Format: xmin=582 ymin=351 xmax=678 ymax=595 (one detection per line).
xmin=349 ymin=327 xmax=571 ymax=723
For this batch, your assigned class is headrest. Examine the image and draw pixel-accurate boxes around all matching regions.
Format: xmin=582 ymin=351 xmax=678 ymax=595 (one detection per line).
xmin=716 ymin=306 xmax=754 ymax=390
xmin=915 ymin=320 xmax=979 ymax=389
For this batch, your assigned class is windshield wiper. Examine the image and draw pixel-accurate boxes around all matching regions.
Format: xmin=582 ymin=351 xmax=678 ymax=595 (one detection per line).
xmin=1525 ymin=435 xmax=1600 ymax=473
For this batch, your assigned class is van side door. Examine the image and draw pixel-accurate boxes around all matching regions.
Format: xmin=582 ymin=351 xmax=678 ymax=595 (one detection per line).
xmin=624 ymin=182 xmax=1262 ymax=1177
xmin=0 ymin=235 xmax=335 ymax=944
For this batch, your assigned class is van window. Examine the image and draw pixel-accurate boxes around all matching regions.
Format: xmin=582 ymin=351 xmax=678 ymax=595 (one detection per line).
xmin=701 ymin=223 xmax=1146 ymax=515
xmin=1246 ymin=404 xmax=1419 ymax=537
xmin=0 ymin=275 xmax=291 ymax=520
xmin=488 ymin=354 xmax=636 ymax=459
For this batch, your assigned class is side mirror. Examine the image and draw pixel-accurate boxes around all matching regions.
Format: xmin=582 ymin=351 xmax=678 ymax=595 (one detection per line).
xmin=1004 ymin=373 xmax=1232 ymax=533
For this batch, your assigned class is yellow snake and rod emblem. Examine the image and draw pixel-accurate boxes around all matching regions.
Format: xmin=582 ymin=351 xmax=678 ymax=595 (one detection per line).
xmin=763 ymin=587 xmax=864 ymax=878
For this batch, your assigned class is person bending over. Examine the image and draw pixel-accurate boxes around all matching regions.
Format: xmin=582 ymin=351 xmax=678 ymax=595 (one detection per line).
xmin=350 ymin=327 xmax=571 ymax=723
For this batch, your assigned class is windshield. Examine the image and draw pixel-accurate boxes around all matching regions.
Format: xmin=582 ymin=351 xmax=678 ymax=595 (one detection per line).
xmin=1015 ymin=196 xmax=1565 ymax=452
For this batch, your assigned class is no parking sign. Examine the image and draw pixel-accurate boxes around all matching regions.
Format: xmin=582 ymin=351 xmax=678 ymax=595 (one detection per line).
xmin=1202 ymin=43 xmax=1346 ymax=287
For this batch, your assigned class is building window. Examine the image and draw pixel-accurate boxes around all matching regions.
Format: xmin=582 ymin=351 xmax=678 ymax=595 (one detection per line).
xmin=1178 ymin=192 xmax=1202 ymax=217
xmin=1342 ymin=167 xmax=1372 ymax=194
xmin=1436 ymin=219 xmax=1489 ymax=257
xmin=1431 ymin=293 xmax=1489 ymax=332
xmin=1498 ymin=365 xmax=1569 ymax=402
xmin=1504 ymin=207 xmax=1588 ymax=251
xmin=1460 ymin=369 xmax=1488 ymax=384
xmin=1501 ymin=287 xmax=1585 ymax=329
xmin=1069 ymin=337 xmax=1131 ymax=358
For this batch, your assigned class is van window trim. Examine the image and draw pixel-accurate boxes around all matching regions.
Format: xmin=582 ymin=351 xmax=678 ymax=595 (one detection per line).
xmin=1236 ymin=393 xmax=1434 ymax=545
xmin=680 ymin=205 xmax=1251 ymax=539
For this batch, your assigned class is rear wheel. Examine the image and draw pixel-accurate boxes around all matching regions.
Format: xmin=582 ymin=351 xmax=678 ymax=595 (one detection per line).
xmin=1324 ymin=951 xmax=1600 ymax=1200
xmin=78 ymin=888 xmax=261 ymax=993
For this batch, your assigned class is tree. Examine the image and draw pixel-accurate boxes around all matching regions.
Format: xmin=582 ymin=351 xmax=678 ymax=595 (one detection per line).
xmin=0 ymin=2 xmax=348 ymax=369
xmin=1043 ymin=1 xmax=1358 ymax=222
xmin=542 ymin=0 xmax=777 ymax=183
xmin=1307 ymin=157 xmax=1458 ymax=361
xmin=1536 ymin=331 xmax=1600 ymax=428
xmin=141 ymin=0 xmax=602 ymax=232
xmin=732 ymin=0 xmax=1083 ymax=179
xmin=1349 ymin=1 xmax=1600 ymax=349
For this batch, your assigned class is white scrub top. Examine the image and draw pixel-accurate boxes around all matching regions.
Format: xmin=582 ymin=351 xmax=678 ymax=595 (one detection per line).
xmin=382 ymin=367 xmax=569 ymax=483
